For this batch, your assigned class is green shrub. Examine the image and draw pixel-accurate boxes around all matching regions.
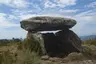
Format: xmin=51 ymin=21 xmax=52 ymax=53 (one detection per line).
xmin=22 ymin=36 xmax=43 ymax=55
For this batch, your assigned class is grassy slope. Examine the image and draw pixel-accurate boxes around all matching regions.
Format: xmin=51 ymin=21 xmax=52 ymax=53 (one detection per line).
xmin=0 ymin=38 xmax=96 ymax=64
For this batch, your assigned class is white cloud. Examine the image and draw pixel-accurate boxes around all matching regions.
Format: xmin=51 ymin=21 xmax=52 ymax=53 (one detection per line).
xmin=60 ymin=9 xmax=78 ymax=13
xmin=44 ymin=0 xmax=76 ymax=8
xmin=19 ymin=13 xmax=68 ymax=20
xmin=0 ymin=0 xmax=29 ymax=8
xmin=0 ymin=13 xmax=26 ymax=39
xmin=71 ymin=10 xmax=96 ymax=36
xmin=86 ymin=1 xmax=96 ymax=8
xmin=74 ymin=10 xmax=93 ymax=17
xmin=54 ymin=0 xmax=76 ymax=6
xmin=0 ymin=13 xmax=6 ymax=16
xmin=74 ymin=10 xmax=96 ymax=22
xmin=8 ymin=15 xmax=18 ymax=20
xmin=44 ymin=0 xmax=56 ymax=8
xmin=0 ymin=13 xmax=19 ymax=28
xmin=19 ymin=14 xmax=37 ymax=20
xmin=0 ymin=28 xmax=27 ymax=39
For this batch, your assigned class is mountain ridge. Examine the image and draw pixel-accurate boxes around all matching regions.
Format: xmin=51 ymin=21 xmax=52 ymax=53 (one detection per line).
xmin=80 ymin=35 xmax=96 ymax=41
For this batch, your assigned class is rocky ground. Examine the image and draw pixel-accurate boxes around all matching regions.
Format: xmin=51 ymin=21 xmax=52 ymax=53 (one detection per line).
xmin=40 ymin=53 xmax=96 ymax=64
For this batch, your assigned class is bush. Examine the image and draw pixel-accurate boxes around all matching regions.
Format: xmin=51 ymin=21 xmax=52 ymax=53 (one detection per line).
xmin=22 ymin=37 xmax=42 ymax=55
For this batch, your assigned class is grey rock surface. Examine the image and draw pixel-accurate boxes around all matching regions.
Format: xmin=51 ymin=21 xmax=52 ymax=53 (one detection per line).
xmin=20 ymin=16 xmax=76 ymax=32
xmin=27 ymin=32 xmax=46 ymax=55
xmin=41 ymin=29 xmax=82 ymax=57
xmin=55 ymin=30 xmax=83 ymax=52
xmin=42 ymin=33 xmax=60 ymax=57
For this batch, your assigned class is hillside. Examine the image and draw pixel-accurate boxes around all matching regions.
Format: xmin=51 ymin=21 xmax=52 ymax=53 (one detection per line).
xmin=0 ymin=38 xmax=96 ymax=64
xmin=80 ymin=35 xmax=96 ymax=41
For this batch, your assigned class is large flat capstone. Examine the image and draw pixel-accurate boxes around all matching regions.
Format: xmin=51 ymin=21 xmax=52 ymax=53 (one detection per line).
xmin=20 ymin=16 xmax=76 ymax=32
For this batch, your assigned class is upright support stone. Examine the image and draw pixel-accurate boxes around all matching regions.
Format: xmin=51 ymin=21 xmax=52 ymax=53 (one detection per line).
xmin=27 ymin=31 xmax=46 ymax=55
xmin=42 ymin=33 xmax=60 ymax=57
xmin=55 ymin=30 xmax=83 ymax=52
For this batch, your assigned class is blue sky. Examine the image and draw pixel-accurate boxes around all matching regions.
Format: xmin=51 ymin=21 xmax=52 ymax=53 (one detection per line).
xmin=0 ymin=0 xmax=96 ymax=39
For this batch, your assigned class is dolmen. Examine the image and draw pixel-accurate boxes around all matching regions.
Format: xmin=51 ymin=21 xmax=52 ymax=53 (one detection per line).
xmin=20 ymin=16 xmax=83 ymax=57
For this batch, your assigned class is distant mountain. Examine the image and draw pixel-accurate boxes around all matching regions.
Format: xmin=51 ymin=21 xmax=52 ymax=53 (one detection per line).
xmin=80 ymin=35 xmax=96 ymax=41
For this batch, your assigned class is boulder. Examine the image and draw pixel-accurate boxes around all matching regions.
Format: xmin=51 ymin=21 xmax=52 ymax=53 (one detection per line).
xmin=41 ymin=30 xmax=82 ymax=57
xmin=55 ymin=29 xmax=83 ymax=53
xmin=20 ymin=16 xmax=76 ymax=32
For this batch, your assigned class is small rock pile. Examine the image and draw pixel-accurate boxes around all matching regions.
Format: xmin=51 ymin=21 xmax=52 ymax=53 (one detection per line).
xmin=20 ymin=16 xmax=83 ymax=57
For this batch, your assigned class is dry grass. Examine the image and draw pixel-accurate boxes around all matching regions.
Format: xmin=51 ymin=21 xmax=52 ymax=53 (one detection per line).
xmin=0 ymin=38 xmax=96 ymax=64
xmin=0 ymin=39 xmax=41 ymax=64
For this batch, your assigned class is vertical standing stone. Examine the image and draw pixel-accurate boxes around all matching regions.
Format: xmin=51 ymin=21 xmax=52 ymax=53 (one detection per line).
xmin=42 ymin=33 xmax=60 ymax=57
xmin=55 ymin=30 xmax=83 ymax=53
xmin=27 ymin=31 xmax=46 ymax=55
